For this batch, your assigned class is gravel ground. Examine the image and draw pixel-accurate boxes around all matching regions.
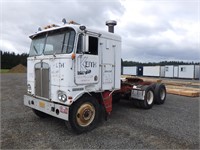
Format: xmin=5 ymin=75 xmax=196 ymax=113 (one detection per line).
xmin=1 ymin=73 xmax=199 ymax=149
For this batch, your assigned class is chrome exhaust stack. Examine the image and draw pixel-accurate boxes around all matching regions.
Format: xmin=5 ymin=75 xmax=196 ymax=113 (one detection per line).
xmin=106 ymin=20 xmax=117 ymax=33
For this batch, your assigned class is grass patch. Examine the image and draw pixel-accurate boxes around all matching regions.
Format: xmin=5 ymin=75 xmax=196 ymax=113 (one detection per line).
xmin=0 ymin=69 xmax=10 ymax=73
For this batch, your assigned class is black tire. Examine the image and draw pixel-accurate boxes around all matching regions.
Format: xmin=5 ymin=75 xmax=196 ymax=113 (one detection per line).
xmin=150 ymin=83 xmax=156 ymax=89
xmin=133 ymin=100 xmax=141 ymax=108
xmin=32 ymin=109 xmax=49 ymax=118
xmin=65 ymin=121 xmax=73 ymax=132
xmin=68 ymin=96 xmax=100 ymax=134
xmin=139 ymin=86 xmax=155 ymax=109
xmin=154 ymin=83 xmax=167 ymax=105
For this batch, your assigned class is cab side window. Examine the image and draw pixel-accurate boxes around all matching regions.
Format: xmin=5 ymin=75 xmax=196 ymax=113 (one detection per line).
xmin=77 ymin=35 xmax=98 ymax=55
xmin=77 ymin=34 xmax=83 ymax=53
xmin=88 ymin=36 xmax=98 ymax=55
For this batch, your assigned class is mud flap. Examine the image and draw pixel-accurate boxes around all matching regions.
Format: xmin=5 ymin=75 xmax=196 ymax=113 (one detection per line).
xmin=102 ymin=91 xmax=113 ymax=115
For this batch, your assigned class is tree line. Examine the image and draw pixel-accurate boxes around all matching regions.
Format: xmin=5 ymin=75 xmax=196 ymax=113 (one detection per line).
xmin=122 ymin=60 xmax=200 ymax=66
xmin=0 ymin=50 xmax=199 ymax=69
xmin=1 ymin=51 xmax=28 ymax=69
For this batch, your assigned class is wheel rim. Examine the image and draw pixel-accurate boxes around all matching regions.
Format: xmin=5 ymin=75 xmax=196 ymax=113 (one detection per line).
xmin=76 ymin=102 xmax=95 ymax=127
xmin=146 ymin=90 xmax=154 ymax=105
xmin=160 ymin=88 xmax=166 ymax=100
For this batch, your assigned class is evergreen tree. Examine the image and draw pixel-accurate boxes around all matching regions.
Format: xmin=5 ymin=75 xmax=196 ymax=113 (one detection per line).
xmin=0 ymin=51 xmax=28 ymax=69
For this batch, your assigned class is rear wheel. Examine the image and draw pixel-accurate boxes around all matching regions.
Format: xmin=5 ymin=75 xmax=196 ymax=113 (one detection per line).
xmin=133 ymin=100 xmax=141 ymax=108
xmin=139 ymin=86 xmax=155 ymax=109
xmin=154 ymin=83 xmax=166 ymax=104
xmin=150 ymin=83 xmax=156 ymax=89
xmin=32 ymin=109 xmax=49 ymax=118
xmin=68 ymin=96 xmax=100 ymax=134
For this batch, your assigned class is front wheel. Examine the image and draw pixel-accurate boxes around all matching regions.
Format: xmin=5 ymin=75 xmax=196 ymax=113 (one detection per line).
xmin=68 ymin=96 xmax=100 ymax=134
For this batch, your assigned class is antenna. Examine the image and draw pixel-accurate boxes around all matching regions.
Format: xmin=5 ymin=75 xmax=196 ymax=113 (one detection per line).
xmin=62 ymin=18 xmax=67 ymax=24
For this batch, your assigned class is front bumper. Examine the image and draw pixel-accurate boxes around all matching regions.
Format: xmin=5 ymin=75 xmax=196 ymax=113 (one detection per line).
xmin=24 ymin=95 xmax=69 ymax=121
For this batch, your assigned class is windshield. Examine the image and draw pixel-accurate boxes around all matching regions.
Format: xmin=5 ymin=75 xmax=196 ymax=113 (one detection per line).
xmin=29 ymin=28 xmax=75 ymax=56
xmin=29 ymin=34 xmax=45 ymax=56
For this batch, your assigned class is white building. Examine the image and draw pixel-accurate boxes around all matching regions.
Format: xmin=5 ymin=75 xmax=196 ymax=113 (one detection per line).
xmin=173 ymin=66 xmax=179 ymax=78
xmin=178 ymin=65 xmax=195 ymax=79
xmin=123 ymin=66 xmax=137 ymax=75
xmin=160 ymin=66 xmax=165 ymax=77
xmin=143 ymin=66 xmax=160 ymax=77
xmin=165 ymin=65 xmax=174 ymax=78
xmin=194 ymin=65 xmax=200 ymax=79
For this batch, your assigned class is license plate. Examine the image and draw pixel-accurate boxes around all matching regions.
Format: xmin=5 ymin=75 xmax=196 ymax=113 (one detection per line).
xmin=39 ymin=101 xmax=45 ymax=108
xmin=131 ymin=90 xmax=145 ymax=100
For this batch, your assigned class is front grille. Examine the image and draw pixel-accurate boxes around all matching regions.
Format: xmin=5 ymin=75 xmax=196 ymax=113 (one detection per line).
xmin=35 ymin=62 xmax=50 ymax=99
xmin=35 ymin=68 xmax=41 ymax=96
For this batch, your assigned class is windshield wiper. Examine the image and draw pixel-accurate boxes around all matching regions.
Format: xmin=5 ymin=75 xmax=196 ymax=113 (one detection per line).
xmin=33 ymin=45 xmax=39 ymax=54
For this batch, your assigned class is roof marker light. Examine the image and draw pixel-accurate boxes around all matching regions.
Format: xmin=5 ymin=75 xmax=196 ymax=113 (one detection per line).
xmin=69 ymin=20 xmax=80 ymax=25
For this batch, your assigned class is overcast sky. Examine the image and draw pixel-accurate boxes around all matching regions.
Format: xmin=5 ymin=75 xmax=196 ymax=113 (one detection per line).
xmin=1 ymin=0 xmax=199 ymax=62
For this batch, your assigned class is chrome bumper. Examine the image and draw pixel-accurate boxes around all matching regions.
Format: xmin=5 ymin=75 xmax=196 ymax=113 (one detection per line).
xmin=24 ymin=95 xmax=69 ymax=121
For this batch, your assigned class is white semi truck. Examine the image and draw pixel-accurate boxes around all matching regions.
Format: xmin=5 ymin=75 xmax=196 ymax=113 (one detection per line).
xmin=24 ymin=19 xmax=167 ymax=134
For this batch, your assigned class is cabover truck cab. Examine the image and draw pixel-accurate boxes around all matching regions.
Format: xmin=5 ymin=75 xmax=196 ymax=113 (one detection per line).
xmin=24 ymin=20 xmax=121 ymax=133
xmin=24 ymin=19 xmax=167 ymax=134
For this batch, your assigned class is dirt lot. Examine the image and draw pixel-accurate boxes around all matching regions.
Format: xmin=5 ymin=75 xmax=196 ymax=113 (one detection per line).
xmin=1 ymin=73 xmax=199 ymax=149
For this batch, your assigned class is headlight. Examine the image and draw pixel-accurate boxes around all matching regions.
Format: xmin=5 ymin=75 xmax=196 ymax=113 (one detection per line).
xmin=27 ymin=84 xmax=31 ymax=94
xmin=58 ymin=92 xmax=67 ymax=102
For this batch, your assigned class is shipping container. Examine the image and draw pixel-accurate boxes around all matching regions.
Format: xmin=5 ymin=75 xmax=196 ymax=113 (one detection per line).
xmin=143 ymin=66 xmax=160 ymax=77
xmin=165 ymin=65 xmax=174 ymax=78
xmin=123 ymin=66 xmax=137 ymax=75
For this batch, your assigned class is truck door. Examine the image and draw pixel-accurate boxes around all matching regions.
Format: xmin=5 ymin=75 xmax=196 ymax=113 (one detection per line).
xmin=75 ymin=34 xmax=99 ymax=85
